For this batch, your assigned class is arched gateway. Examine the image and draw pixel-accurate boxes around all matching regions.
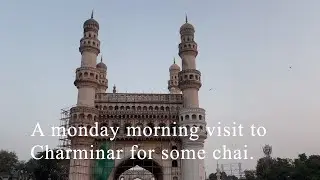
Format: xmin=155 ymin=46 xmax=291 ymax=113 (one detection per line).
xmin=60 ymin=13 xmax=207 ymax=180
xmin=113 ymin=156 xmax=162 ymax=180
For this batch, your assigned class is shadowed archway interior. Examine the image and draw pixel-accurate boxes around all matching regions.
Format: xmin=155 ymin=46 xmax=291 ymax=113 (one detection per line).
xmin=114 ymin=155 xmax=163 ymax=180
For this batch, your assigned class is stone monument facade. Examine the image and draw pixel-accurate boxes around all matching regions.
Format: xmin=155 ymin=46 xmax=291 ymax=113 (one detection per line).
xmin=66 ymin=13 xmax=207 ymax=180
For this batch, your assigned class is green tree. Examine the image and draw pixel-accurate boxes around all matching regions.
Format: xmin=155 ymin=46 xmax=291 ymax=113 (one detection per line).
xmin=244 ymin=170 xmax=256 ymax=180
xmin=25 ymin=149 xmax=69 ymax=180
xmin=208 ymin=173 xmax=217 ymax=180
xmin=0 ymin=150 xmax=18 ymax=173
xmin=210 ymin=153 xmax=320 ymax=180
xmin=291 ymin=153 xmax=320 ymax=180
xmin=226 ymin=175 xmax=238 ymax=180
xmin=256 ymin=157 xmax=294 ymax=180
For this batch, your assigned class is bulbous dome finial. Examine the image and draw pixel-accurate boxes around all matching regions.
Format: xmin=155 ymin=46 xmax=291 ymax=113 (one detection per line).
xmin=169 ymin=57 xmax=180 ymax=71
xmin=96 ymin=55 xmax=107 ymax=69
xmin=180 ymin=14 xmax=195 ymax=34
xmin=83 ymin=10 xmax=99 ymax=30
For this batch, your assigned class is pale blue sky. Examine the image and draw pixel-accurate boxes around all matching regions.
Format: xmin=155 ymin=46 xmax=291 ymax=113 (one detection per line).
xmin=1 ymin=0 xmax=320 ymax=174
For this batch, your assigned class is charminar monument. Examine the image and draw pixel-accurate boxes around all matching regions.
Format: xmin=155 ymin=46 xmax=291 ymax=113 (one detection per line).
xmin=61 ymin=12 xmax=207 ymax=180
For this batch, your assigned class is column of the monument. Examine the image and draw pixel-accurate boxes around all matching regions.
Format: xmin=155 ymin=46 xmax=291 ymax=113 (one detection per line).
xmin=69 ymin=108 xmax=98 ymax=180
xmin=178 ymin=16 xmax=207 ymax=180
xmin=69 ymin=12 xmax=100 ymax=180
xmin=162 ymin=160 xmax=171 ymax=180
xmin=181 ymin=137 xmax=206 ymax=180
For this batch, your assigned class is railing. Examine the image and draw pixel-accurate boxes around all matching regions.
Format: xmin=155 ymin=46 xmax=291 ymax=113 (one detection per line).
xmin=95 ymin=93 xmax=183 ymax=103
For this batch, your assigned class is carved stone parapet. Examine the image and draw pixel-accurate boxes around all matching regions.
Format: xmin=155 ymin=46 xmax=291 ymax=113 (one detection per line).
xmin=70 ymin=106 xmax=99 ymax=115
xmin=84 ymin=27 xmax=98 ymax=33
xmin=181 ymin=138 xmax=206 ymax=146
xmin=84 ymin=23 xmax=99 ymax=32
xmin=95 ymin=93 xmax=183 ymax=104
xmin=179 ymin=119 xmax=207 ymax=128
xmin=168 ymin=80 xmax=179 ymax=89
xmin=95 ymin=135 xmax=181 ymax=141
xmin=74 ymin=80 xmax=98 ymax=89
xmin=178 ymin=69 xmax=202 ymax=90
xmin=76 ymin=66 xmax=99 ymax=73
xmin=178 ymin=41 xmax=198 ymax=57
xmin=179 ymin=107 xmax=206 ymax=124
xmin=179 ymin=107 xmax=205 ymax=115
xmin=70 ymin=136 xmax=95 ymax=146
xmin=69 ymin=106 xmax=99 ymax=125
xmin=178 ymin=107 xmax=207 ymax=139
xmin=180 ymin=28 xmax=195 ymax=35
xmin=178 ymin=79 xmax=201 ymax=90
xmin=79 ymin=37 xmax=100 ymax=55
xmin=74 ymin=67 xmax=99 ymax=89
xmin=99 ymin=110 xmax=179 ymax=119
xmin=79 ymin=46 xmax=100 ymax=55
xmin=179 ymin=69 xmax=201 ymax=76
xmin=179 ymin=69 xmax=201 ymax=80
xmin=99 ymin=79 xmax=108 ymax=88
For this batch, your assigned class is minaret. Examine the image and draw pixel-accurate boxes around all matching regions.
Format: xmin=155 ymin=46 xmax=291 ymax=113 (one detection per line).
xmin=69 ymin=12 xmax=100 ymax=180
xmin=168 ymin=57 xmax=181 ymax=94
xmin=178 ymin=16 xmax=207 ymax=180
xmin=96 ymin=55 xmax=108 ymax=93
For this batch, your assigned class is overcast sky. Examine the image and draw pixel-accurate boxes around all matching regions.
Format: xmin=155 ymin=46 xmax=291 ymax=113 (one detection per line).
xmin=0 ymin=0 xmax=319 ymax=175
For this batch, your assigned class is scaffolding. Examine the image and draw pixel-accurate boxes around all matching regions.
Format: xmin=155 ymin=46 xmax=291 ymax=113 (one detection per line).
xmin=58 ymin=107 xmax=72 ymax=150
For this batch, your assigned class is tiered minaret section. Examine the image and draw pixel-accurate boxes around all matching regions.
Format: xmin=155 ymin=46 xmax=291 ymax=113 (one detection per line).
xmin=168 ymin=57 xmax=181 ymax=94
xmin=178 ymin=16 xmax=207 ymax=180
xmin=96 ymin=56 xmax=108 ymax=93
xmin=68 ymin=12 xmax=100 ymax=180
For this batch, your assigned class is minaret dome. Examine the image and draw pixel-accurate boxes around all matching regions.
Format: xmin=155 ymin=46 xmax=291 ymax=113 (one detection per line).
xmin=169 ymin=59 xmax=180 ymax=71
xmin=180 ymin=15 xmax=195 ymax=34
xmin=83 ymin=10 xmax=99 ymax=31
xmin=96 ymin=56 xmax=107 ymax=70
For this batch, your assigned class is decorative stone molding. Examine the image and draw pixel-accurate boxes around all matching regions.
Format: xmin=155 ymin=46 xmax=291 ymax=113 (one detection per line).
xmin=70 ymin=106 xmax=99 ymax=115
xmin=181 ymin=139 xmax=205 ymax=146
xmin=179 ymin=69 xmax=201 ymax=76
xmin=70 ymin=136 xmax=95 ymax=146
xmin=180 ymin=27 xmax=195 ymax=35
xmin=178 ymin=69 xmax=202 ymax=90
xmin=178 ymin=41 xmax=198 ymax=57
xmin=178 ymin=80 xmax=201 ymax=90
xmin=83 ymin=23 xmax=99 ymax=32
xmin=84 ymin=27 xmax=98 ymax=33
xmin=79 ymin=46 xmax=100 ymax=56
xmin=178 ymin=107 xmax=207 ymax=136
xmin=79 ymin=41 xmax=100 ymax=55
xmin=97 ymin=111 xmax=179 ymax=119
xmin=76 ymin=67 xmax=100 ymax=75
xmin=95 ymin=93 xmax=183 ymax=103
xmin=179 ymin=107 xmax=205 ymax=115
xmin=179 ymin=108 xmax=206 ymax=122
xmin=74 ymin=67 xmax=100 ymax=89
xmin=168 ymin=79 xmax=179 ymax=89
xmin=95 ymin=135 xmax=181 ymax=141
xmin=99 ymin=79 xmax=108 ymax=87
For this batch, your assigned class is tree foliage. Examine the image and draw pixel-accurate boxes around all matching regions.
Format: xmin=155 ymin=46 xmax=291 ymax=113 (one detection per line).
xmin=208 ymin=172 xmax=239 ymax=180
xmin=22 ymin=149 xmax=70 ymax=180
xmin=254 ymin=153 xmax=320 ymax=180
xmin=244 ymin=170 xmax=256 ymax=180
xmin=208 ymin=153 xmax=320 ymax=180
xmin=0 ymin=150 xmax=18 ymax=173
